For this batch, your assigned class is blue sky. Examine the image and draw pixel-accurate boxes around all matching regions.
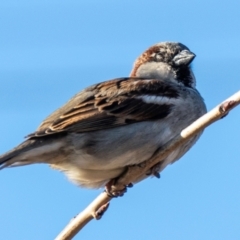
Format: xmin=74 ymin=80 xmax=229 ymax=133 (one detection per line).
xmin=1 ymin=1 xmax=240 ymax=239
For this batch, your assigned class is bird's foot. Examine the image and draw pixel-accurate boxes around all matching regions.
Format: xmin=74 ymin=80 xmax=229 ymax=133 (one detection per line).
xmin=105 ymin=180 xmax=133 ymax=198
xmin=146 ymin=162 xmax=161 ymax=179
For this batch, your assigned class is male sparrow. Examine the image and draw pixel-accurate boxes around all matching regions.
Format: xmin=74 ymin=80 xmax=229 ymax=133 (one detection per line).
xmin=0 ymin=42 xmax=206 ymax=194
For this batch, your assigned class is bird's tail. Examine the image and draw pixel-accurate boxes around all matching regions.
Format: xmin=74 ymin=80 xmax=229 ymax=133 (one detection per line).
xmin=0 ymin=139 xmax=41 ymax=169
xmin=0 ymin=136 xmax=65 ymax=170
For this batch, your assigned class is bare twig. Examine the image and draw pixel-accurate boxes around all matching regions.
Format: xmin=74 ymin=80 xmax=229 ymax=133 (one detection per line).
xmin=55 ymin=192 xmax=111 ymax=240
xmin=55 ymin=91 xmax=240 ymax=240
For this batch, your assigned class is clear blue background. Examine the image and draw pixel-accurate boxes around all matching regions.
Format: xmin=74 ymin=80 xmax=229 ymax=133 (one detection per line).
xmin=1 ymin=1 xmax=240 ymax=239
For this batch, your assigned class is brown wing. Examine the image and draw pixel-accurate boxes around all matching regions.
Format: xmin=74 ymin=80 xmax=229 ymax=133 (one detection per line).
xmin=28 ymin=77 xmax=180 ymax=138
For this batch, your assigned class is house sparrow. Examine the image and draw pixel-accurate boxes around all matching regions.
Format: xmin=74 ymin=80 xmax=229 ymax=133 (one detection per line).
xmin=0 ymin=42 xmax=206 ymax=195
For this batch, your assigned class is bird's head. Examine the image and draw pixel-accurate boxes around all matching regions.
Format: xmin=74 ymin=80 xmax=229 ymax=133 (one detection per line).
xmin=130 ymin=42 xmax=196 ymax=88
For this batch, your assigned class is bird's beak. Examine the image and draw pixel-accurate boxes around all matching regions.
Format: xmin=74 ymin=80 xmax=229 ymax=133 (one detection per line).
xmin=173 ymin=50 xmax=196 ymax=66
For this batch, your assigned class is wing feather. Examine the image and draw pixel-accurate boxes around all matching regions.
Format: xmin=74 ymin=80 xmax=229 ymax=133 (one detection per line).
xmin=28 ymin=77 xmax=180 ymax=138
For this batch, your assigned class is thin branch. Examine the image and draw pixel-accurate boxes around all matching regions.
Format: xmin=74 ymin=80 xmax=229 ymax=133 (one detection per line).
xmin=55 ymin=90 xmax=240 ymax=240
xmin=55 ymin=193 xmax=111 ymax=240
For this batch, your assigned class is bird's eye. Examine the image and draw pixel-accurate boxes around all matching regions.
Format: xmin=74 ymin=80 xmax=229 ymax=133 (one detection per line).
xmin=176 ymin=49 xmax=182 ymax=55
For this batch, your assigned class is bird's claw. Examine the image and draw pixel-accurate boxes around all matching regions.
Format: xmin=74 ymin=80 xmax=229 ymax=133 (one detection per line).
xmin=105 ymin=180 xmax=133 ymax=197
xmin=146 ymin=162 xmax=161 ymax=179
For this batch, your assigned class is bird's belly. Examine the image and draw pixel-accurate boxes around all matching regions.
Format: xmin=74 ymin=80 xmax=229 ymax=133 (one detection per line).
xmin=67 ymin=121 xmax=174 ymax=169
xmin=51 ymin=121 xmax=183 ymax=188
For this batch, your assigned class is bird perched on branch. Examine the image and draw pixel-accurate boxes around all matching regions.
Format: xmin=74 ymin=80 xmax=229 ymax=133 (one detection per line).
xmin=0 ymin=42 xmax=206 ymax=196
